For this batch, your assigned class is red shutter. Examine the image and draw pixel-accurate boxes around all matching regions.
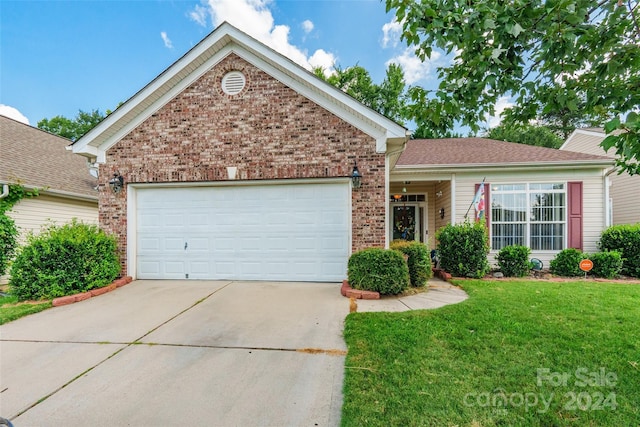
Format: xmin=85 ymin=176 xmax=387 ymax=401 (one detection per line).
xmin=567 ymin=181 xmax=583 ymax=250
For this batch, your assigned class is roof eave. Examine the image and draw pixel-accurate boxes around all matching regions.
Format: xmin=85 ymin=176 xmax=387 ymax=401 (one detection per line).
xmin=72 ymin=22 xmax=408 ymax=160
xmin=392 ymin=159 xmax=615 ymax=174
xmin=1 ymin=182 xmax=99 ymax=203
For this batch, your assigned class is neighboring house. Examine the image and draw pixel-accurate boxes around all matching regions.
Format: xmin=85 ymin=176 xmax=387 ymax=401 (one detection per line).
xmin=0 ymin=115 xmax=99 ymax=241
xmin=560 ymin=128 xmax=639 ymax=226
xmin=71 ymin=22 xmax=613 ymax=280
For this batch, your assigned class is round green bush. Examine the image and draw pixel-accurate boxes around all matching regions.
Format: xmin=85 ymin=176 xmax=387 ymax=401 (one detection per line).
xmin=588 ymin=251 xmax=623 ymax=279
xmin=9 ymin=220 xmax=120 ymax=300
xmin=436 ymin=220 xmax=490 ymax=278
xmin=496 ymin=245 xmax=532 ymax=277
xmin=390 ymin=240 xmax=432 ymax=287
xmin=549 ymin=248 xmax=585 ymax=277
xmin=348 ymin=248 xmax=409 ymax=295
xmin=599 ymin=224 xmax=640 ymax=278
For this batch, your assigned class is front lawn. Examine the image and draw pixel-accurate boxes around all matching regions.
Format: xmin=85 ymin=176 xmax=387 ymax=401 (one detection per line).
xmin=342 ymin=280 xmax=640 ymax=426
xmin=0 ymin=294 xmax=51 ymax=325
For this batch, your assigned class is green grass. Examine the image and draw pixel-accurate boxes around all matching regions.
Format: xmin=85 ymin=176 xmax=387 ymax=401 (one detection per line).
xmin=0 ymin=294 xmax=52 ymax=325
xmin=342 ymin=280 xmax=640 ymax=426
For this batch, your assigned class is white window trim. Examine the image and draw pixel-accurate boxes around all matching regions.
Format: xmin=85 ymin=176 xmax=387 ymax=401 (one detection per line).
xmin=490 ymin=182 xmax=567 ymax=252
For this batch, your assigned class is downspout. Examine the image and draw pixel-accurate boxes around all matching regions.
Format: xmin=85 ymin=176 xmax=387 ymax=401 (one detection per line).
xmin=604 ymin=167 xmax=616 ymax=227
xmin=0 ymin=183 xmax=8 ymax=200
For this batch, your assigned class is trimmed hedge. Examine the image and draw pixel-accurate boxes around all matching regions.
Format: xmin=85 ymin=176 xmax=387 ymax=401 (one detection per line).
xmin=436 ymin=220 xmax=490 ymax=278
xmin=348 ymin=248 xmax=409 ymax=295
xmin=390 ymin=240 xmax=432 ymax=287
xmin=496 ymin=245 xmax=532 ymax=277
xmin=550 ymin=248 xmax=584 ymax=277
xmin=599 ymin=224 xmax=640 ymax=278
xmin=9 ymin=220 xmax=120 ymax=301
xmin=588 ymin=251 xmax=623 ymax=279
xmin=550 ymin=248 xmax=623 ymax=279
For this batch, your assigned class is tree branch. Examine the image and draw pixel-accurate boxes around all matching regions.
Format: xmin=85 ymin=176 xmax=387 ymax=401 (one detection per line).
xmin=627 ymin=0 xmax=640 ymax=39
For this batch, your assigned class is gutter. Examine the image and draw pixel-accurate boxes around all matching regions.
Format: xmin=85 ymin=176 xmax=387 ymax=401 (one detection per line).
xmin=393 ymin=159 xmax=616 ymax=174
xmin=1 ymin=182 xmax=97 ymax=203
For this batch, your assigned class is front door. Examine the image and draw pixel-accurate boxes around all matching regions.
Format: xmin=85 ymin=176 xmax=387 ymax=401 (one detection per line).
xmin=392 ymin=204 xmax=420 ymax=241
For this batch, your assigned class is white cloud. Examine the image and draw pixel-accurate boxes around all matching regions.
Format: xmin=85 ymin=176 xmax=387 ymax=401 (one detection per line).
xmin=381 ymin=18 xmax=402 ymax=48
xmin=0 ymin=105 xmax=30 ymax=125
xmin=386 ymin=48 xmax=441 ymax=84
xmin=160 ymin=31 xmax=173 ymax=49
xmin=191 ymin=0 xmax=335 ymax=74
xmin=308 ymin=49 xmax=336 ymax=76
xmin=301 ymin=19 xmax=314 ymax=34
xmin=486 ymin=96 xmax=514 ymax=128
xmin=189 ymin=4 xmax=208 ymax=27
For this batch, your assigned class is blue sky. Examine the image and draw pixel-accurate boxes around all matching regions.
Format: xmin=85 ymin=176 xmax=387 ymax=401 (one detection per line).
xmin=0 ymin=0 xmax=467 ymax=129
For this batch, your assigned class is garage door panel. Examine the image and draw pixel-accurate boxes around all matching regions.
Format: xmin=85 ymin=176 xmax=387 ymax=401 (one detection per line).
xmin=137 ymin=182 xmax=349 ymax=281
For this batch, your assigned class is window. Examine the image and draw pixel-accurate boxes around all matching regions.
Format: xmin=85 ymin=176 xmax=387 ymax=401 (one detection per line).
xmin=491 ymin=183 xmax=565 ymax=251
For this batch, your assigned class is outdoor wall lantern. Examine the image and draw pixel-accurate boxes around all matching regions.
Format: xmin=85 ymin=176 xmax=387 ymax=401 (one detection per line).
xmin=109 ymin=172 xmax=124 ymax=193
xmin=439 ymin=207 xmax=446 ymax=219
xmin=351 ymin=161 xmax=362 ymax=189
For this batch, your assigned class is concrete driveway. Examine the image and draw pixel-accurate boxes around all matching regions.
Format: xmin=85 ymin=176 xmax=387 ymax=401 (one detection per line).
xmin=0 ymin=280 xmax=348 ymax=426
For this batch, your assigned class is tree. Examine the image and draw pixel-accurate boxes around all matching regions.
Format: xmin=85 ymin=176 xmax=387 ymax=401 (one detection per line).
xmin=315 ymin=63 xmax=460 ymax=138
xmin=386 ymin=0 xmax=640 ymax=174
xmin=316 ymin=64 xmax=407 ymax=124
xmin=37 ymin=109 xmax=105 ymax=141
xmin=486 ymin=123 xmax=563 ymax=148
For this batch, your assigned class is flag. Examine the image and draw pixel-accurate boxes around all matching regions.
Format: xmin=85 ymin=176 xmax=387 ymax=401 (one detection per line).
xmin=473 ymin=182 xmax=485 ymax=221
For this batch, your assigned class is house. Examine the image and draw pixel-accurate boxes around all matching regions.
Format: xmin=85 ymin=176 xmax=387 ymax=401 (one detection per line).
xmin=71 ymin=22 xmax=613 ymax=280
xmin=0 ymin=115 xmax=99 ymax=282
xmin=0 ymin=115 xmax=99 ymax=237
xmin=560 ymin=128 xmax=639 ymax=226
xmin=392 ymin=138 xmax=613 ymax=268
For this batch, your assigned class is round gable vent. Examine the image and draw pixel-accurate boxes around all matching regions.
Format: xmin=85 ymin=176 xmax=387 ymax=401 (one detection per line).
xmin=222 ymin=71 xmax=246 ymax=95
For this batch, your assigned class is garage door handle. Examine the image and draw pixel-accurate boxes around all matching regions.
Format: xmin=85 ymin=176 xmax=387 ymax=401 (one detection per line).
xmin=184 ymin=242 xmax=188 ymax=250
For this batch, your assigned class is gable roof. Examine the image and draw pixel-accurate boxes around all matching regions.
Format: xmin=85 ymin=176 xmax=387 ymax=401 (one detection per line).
xmin=559 ymin=128 xmax=612 ymax=156
xmin=72 ymin=22 xmax=408 ymax=162
xmin=0 ymin=115 xmax=97 ymax=200
xmin=395 ymin=138 xmax=614 ymax=171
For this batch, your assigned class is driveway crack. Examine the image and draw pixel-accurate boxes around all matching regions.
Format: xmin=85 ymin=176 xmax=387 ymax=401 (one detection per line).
xmin=9 ymin=281 xmax=235 ymax=420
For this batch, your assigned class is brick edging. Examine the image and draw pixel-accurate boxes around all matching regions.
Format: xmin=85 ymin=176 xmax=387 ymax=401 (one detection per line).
xmin=340 ymin=280 xmax=380 ymax=300
xmin=432 ymin=268 xmax=452 ymax=281
xmin=52 ymin=277 xmax=133 ymax=307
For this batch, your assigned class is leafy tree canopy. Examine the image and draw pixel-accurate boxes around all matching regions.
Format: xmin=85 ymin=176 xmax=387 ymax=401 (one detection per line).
xmin=37 ymin=109 xmax=105 ymax=141
xmin=386 ymin=0 xmax=640 ymax=174
xmin=486 ymin=123 xmax=564 ymax=148
xmin=315 ymin=63 xmax=460 ymax=138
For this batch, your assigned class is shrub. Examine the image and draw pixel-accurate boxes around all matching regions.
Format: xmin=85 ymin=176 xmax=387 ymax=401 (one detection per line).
xmin=588 ymin=251 xmax=623 ymax=279
xmin=599 ymin=224 xmax=640 ymax=278
xmin=9 ymin=220 xmax=120 ymax=300
xmin=496 ymin=245 xmax=532 ymax=277
xmin=549 ymin=248 xmax=585 ymax=277
xmin=0 ymin=212 xmax=18 ymax=277
xmin=348 ymin=248 xmax=409 ymax=295
xmin=390 ymin=240 xmax=432 ymax=287
xmin=436 ymin=220 xmax=490 ymax=278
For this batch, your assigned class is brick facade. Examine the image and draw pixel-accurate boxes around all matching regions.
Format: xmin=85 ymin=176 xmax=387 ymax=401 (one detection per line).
xmin=99 ymin=54 xmax=386 ymax=275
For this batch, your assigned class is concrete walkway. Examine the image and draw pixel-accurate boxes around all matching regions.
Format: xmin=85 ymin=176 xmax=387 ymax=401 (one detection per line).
xmin=355 ymin=278 xmax=469 ymax=312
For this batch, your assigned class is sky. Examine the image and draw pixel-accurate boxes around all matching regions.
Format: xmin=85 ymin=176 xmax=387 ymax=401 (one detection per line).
xmin=0 ymin=0 xmax=507 ymax=131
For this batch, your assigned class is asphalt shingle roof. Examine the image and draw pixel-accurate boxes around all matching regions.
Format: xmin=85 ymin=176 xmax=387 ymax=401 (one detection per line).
xmin=0 ymin=115 xmax=97 ymax=199
xmin=396 ymin=137 xmax=613 ymax=167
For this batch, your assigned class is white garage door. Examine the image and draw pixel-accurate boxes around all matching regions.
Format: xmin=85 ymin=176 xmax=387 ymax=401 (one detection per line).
xmin=136 ymin=182 xmax=350 ymax=281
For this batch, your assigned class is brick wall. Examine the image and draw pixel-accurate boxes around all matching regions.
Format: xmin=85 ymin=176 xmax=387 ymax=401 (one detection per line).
xmin=99 ymin=53 xmax=386 ymax=275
